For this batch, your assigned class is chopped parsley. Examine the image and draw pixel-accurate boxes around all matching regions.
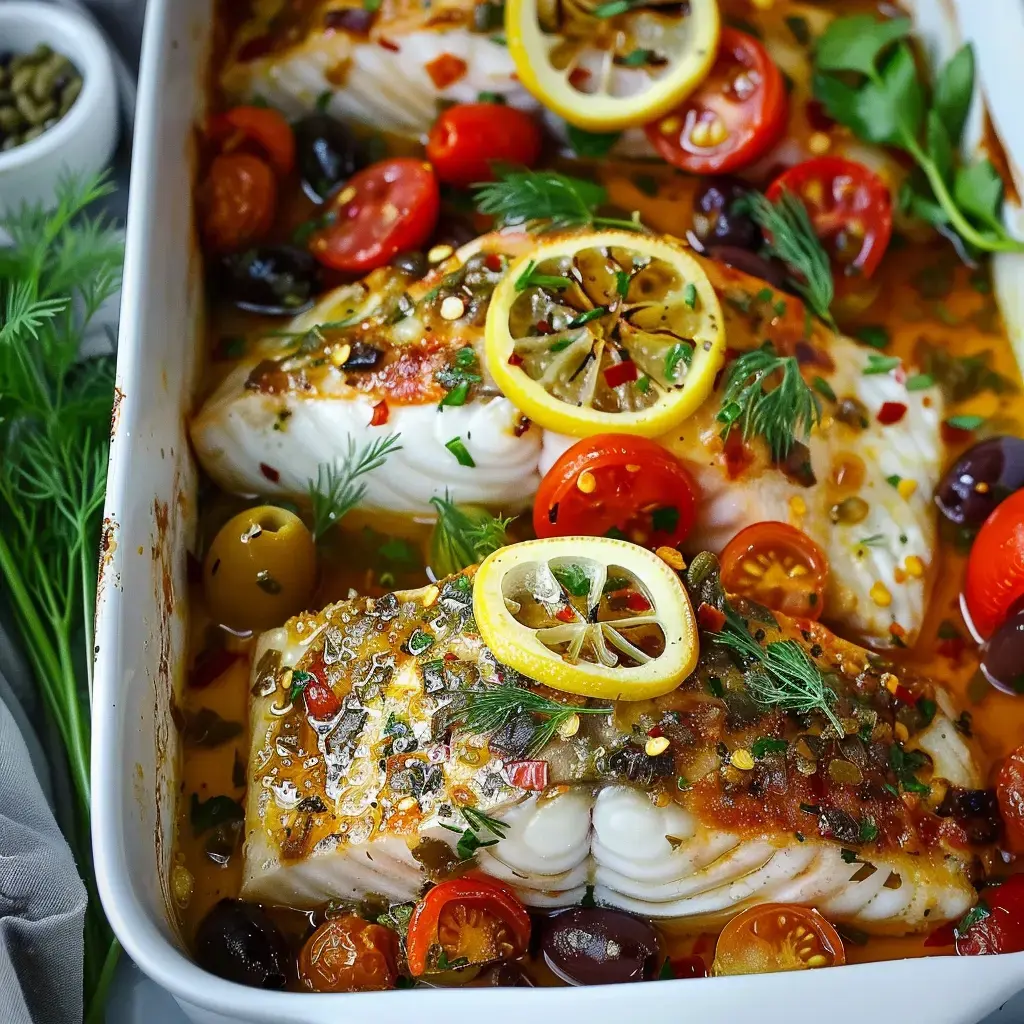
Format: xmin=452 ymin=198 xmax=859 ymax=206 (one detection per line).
xmin=751 ymin=737 xmax=788 ymax=758
xmin=445 ymin=436 xmax=476 ymax=467
xmin=863 ymin=353 xmax=902 ymax=374
xmin=664 ymin=341 xmax=693 ymax=381
xmin=856 ymin=325 xmax=890 ymax=349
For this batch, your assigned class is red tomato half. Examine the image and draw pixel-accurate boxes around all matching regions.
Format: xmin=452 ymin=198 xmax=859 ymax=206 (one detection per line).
xmin=767 ymin=158 xmax=893 ymax=279
xmin=644 ymin=29 xmax=788 ymax=175
xmin=310 ymin=158 xmax=440 ymax=273
xmin=534 ymin=435 xmax=698 ymax=549
xmin=199 ymin=153 xmax=277 ymax=253
xmin=720 ymin=522 xmax=830 ymax=620
xmin=996 ymin=745 xmax=1024 ymax=853
xmin=406 ymin=876 xmax=531 ymax=976
xmin=208 ymin=105 xmax=296 ymax=177
xmin=964 ymin=489 xmax=1024 ymax=638
xmin=427 ymin=103 xmax=543 ymax=188
xmin=713 ymin=904 xmax=845 ymax=975
xmin=956 ymin=876 xmax=1024 ymax=956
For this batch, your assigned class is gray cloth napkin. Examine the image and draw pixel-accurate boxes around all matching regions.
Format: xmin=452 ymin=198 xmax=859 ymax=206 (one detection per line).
xmin=0 ymin=626 xmax=88 ymax=1024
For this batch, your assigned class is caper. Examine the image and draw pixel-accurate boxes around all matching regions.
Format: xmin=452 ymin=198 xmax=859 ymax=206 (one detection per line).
xmin=0 ymin=105 xmax=21 ymax=132
xmin=0 ymin=44 xmax=82 ymax=154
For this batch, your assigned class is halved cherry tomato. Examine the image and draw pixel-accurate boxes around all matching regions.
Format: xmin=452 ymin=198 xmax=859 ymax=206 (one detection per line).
xmin=720 ymin=522 xmax=829 ymax=620
xmin=406 ymin=876 xmax=531 ymax=976
xmin=644 ymin=29 xmax=787 ymax=175
xmin=199 ymin=152 xmax=277 ymax=253
xmin=766 ymin=158 xmax=892 ymax=279
xmin=955 ymin=877 xmax=1024 ymax=956
xmin=534 ymin=435 xmax=698 ymax=549
xmin=996 ymin=745 xmax=1024 ymax=853
xmin=302 ymin=676 xmax=341 ymax=720
xmin=427 ymin=103 xmax=543 ymax=188
xmin=964 ymin=489 xmax=1024 ymax=639
xmin=208 ymin=105 xmax=296 ymax=177
xmin=310 ymin=158 xmax=440 ymax=273
xmin=297 ymin=914 xmax=399 ymax=992
xmin=712 ymin=903 xmax=845 ymax=976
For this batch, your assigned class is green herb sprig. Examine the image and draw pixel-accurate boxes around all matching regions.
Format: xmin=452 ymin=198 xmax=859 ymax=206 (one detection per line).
xmin=308 ymin=434 xmax=402 ymax=540
xmin=814 ymin=17 xmax=1024 ymax=256
xmin=743 ymin=190 xmax=836 ymax=327
xmin=0 ymin=174 xmax=124 ymax=1021
xmin=717 ymin=343 xmax=822 ymax=460
xmin=713 ymin=607 xmax=843 ymax=734
xmin=462 ymin=684 xmax=610 ymax=756
xmin=429 ymin=494 xmax=513 ymax=577
xmin=474 ymin=167 xmax=641 ymax=232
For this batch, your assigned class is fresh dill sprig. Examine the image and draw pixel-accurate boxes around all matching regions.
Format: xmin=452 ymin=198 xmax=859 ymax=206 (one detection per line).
xmin=0 ymin=173 xmax=124 ymax=1019
xmin=308 ymin=433 xmax=402 ymax=540
xmin=515 ymin=258 xmax=572 ymax=292
xmin=462 ymin=684 xmax=610 ymax=756
xmin=744 ymin=190 xmax=836 ymax=328
xmin=717 ymin=343 xmax=822 ymax=460
xmin=439 ymin=804 xmax=509 ymax=860
xmin=713 ymin=606 xmax=843 ymax=734
xmin=429 ymin=493 xmax=513 ymax=577
xmin=474 ymin=167 xmax=641 ymax=232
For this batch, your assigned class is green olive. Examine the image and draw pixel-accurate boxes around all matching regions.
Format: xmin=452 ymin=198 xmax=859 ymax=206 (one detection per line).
xmin=203 ymin=506 xmax=317 ymax=632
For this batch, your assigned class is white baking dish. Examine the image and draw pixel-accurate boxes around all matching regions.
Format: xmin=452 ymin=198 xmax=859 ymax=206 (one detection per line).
xmin=91 ymin=0 xmax=1024 ymax=1021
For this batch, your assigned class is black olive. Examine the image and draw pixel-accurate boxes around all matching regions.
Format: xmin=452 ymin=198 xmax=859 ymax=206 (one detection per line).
xmin=540 ymin=908 xmax=660 ymax=985
xmin=608 ymin=744 xmax=674 ymax=785
xmin=704 ymin=245 xmax=788 ymax=289
xmin=194 ymin=899 xmax=289 ymax=989
xmin=937 ymin=786 xmax=1004 ymax=844
xmin=343 ymin=341 xmax=384 ymax=370
xmin=294 ymin=113 xmax=366 ymax=203
xmin=219 ymin=247 xmax=321 ymax=316
xmin=935 ymin=437 xmax=1024 ymax=528
xmin=981 ymin=607 xmax=1024 ymax=695
xmin=474 ymin=962 xmax=534 ymax=986
xmin=692 ymin=178 xmax=762 ymax=251
xmin=391 ymin=251 xmax=429 ymax=277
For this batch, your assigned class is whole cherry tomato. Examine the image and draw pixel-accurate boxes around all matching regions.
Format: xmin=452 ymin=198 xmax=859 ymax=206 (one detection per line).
xmin=427 ymin=103 xmax=543 ymax=187
xmin=199 ymin=152 xmax=277 ymax=253
xmin=208 ymin=105 xmax=296 ymax=177
xmin=309 ymin=158 xmax=440 ymax=273
xmin=534 ymin=435 xmax=698 ymax=549
xmin=956 ymin=876 xmax=1024 ymax=956
xmin=297 ymin=915 xmax=399 ymax=992
xmin=964 ymin=489 xmax=1024 ymax=638
xmin=766 ymin=158 xmax=893 ymax=279
xmin=645 ymin=29 xmax=788 ymax=175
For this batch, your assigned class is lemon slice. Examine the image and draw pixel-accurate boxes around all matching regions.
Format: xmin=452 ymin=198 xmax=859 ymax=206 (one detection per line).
xmin=485 ymin=230 xmax=725 ymax=438
xmin=506 ymin=0 xmax=719 ymax=132
xmin=473 ymin=536 xmax=698 ymax=701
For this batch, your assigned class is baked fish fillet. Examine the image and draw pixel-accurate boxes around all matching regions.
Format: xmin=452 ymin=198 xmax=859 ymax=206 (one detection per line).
xmin=242 ymin=556 xmax=980 ymax=935
xmin=191 ymin=234 xmax=944 ymax=647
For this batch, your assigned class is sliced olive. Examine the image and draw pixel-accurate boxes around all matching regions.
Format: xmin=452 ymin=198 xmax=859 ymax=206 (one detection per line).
xmin=982 ymin=607 xmax=1024 ymax=695
xmin=194 ymin=899 xmax=289 ymax=989
xmin=294 ymin=113 xmax=366 ymax=202
xmin=219 ymin=246 xmax=321 ymax=316
xmin=935 ymin=436 xmax=1024 ymax=528
xmin=692 ymin=178 xmax=761 ymax=252
xmin=203 ymin=506 xmax=318 ymax=633
xmin=540 ymin=907 xmax=660 ymax=985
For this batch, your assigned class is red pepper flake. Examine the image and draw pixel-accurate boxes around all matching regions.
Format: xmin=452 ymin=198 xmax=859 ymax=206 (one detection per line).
xmin=484 ymin=253 xmax=503 ymax=272
xmin=877 ymin=401 xmax=907 ymax=425
xmin=259 ymin=462 xmax=280 ymax=483
xmin=625 ymin=591 xmax=652 ymax=612
xmin=697 ymin=603 xmax=726 ymax=632
xmin=942 ymin=422 xmax=974 ymax=446
xmin=304 ymin=680 xmax=341 ymax=720
xmin=891 ymin=682 xmax=917 ymax=706
xmin=506 ymin=760 xmax=549 ymax=791
xmin=555 ymin=606 xmax=576 ymax=623
xmin=569 ymin=67 xmax=591 ymax=90
xmin=444 ymin=652 xmax=459 ymax=661
xmin=507 ymin=352 xmax=524 ymax=367
xmin=370 ymin=399 xmax=389 ymax=426
xmin=722 ymin=429 xmax=754 ymax=480
xmin=513 ymin=415 xmax=531 ymax=437
xmin=189 ymin=648 xmax=241 ymax=689
xmin=647 ymin=725 xmax=664 ymax=738
xmin=604 ymin=361 xmax=639 ymax=388
xmin=536 ymin=319 xmax=552 ymax=334
xmin=425 ymin=53 xmax=468 ymax=89
xmin=378 ymin=36 xmax=401 ymax=52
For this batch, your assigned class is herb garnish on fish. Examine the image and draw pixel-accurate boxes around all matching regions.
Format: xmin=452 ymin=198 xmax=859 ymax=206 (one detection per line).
xmin=717 ymin=343 xmax=822 ymax=460
xmin=307 ymin=433 xmax=402 ymax=540
xmin=429 ymin=494 xmax=512 ymax=576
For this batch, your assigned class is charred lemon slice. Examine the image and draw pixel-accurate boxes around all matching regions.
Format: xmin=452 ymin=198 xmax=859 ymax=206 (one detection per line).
xmin=506 ymin=0 xmax=719 ymax=132
xmin=485 ymin=231 xmax=724 ymax=437
xmin=473 ymin=536 xmax=698 ymax=701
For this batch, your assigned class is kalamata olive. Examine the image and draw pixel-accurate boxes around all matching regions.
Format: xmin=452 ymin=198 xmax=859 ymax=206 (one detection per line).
xmin=219 ymin=247 xmax=321 ymax=316
xmin=294 ymin=113 xmax=366 ymax=202
xmin=391 ymin=250 xmax=429 ymax=277
xmin=704 ymin=245 xmax=788 ymax=289
xmin=194 ymin=899 xmax=288 ymax=989
xmin=981 ymin=607 xmax=1024 ymax=695
xmin=203 ymin=506 xmax=318 ymax=632
xmin=692 ymin=178 xmax=762 ymax=251
xmin=540 ymin=907 xmax=660 ymax=985
xmin=935 ymin=436 xmax=1024 ymax=528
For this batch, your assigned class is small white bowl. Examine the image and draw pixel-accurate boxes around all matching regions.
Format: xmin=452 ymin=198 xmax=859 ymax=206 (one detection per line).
xmin=0 ymin=2 xmax=118 ymax=213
